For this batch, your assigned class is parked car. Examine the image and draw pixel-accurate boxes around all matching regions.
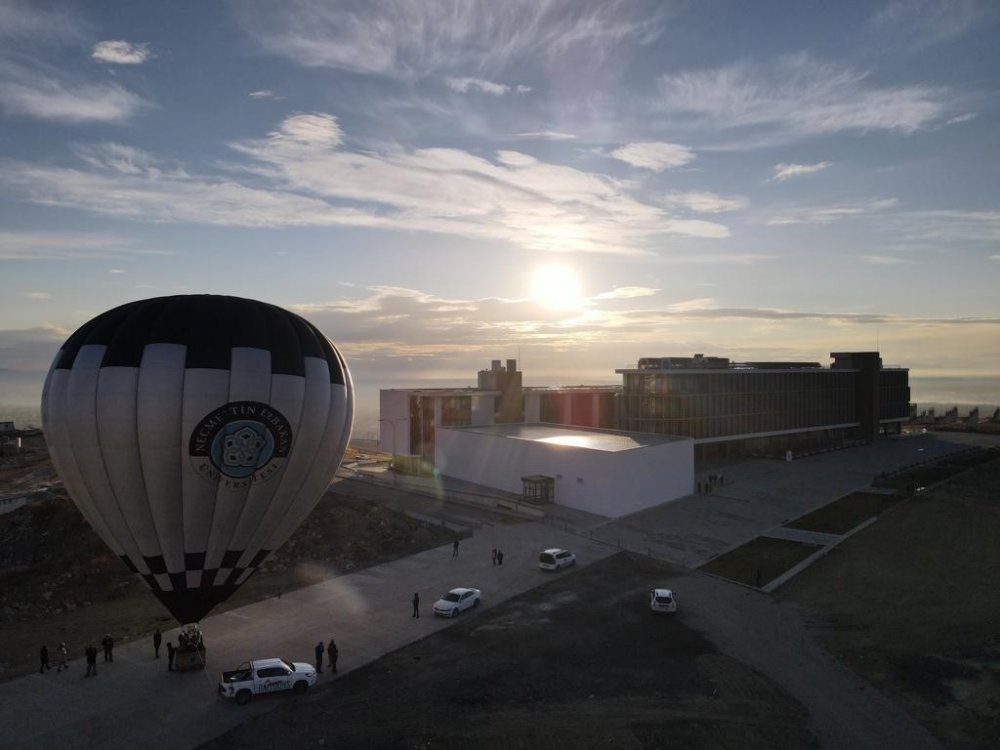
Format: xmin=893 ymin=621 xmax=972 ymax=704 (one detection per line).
xmin=217 ymin=658 xmax=318 ymax=705
xmin=432 ymin=587 xmax=481 ymax=617
xmin=649 ymin=588 xmax=677 ymax=614
xmin=538 ymin=548 xmax=576 ymax=571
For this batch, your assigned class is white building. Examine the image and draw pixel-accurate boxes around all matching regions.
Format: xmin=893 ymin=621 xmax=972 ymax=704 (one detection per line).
xmin=434 ymin=423 xmax=693 ymax=518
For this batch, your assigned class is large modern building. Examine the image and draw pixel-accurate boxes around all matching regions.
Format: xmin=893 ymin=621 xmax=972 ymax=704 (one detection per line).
xmin=617 ymin=352 xmax=910 ymax=459
xmin=378 ymin=352 xmax=910 ymax=511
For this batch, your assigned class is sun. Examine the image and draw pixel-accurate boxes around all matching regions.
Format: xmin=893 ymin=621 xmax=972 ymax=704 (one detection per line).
xmin=530 ymin=264 xmax=585 ymax=310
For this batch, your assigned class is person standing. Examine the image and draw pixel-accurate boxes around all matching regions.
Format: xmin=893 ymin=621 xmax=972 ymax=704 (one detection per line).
xmin=153 ymin=629 xmax=162 ymax=659
xmin=491 ymin=547 xmax=497 ymax=566
xmin=101 ymin=634 xmax=114 ymax=662
xmin=412 ymin=592 xmax=420 ymax=618
xmin=496 ymin=548 xmax=504 ymax=566
xmin=314 ymin=641 xmax=325 ymax=673
xmin=452 ymin=538 xmax=459 ymax=557
xmin=328 ymin=639 xmax=338 ymax=674
xmin=39 ymin=645 xmax=50 ymax=673
xmin=85 ymin=644 xmax=98 ymax=677
xmin=166 ymin=641 xmax=175 ymax=671
xmin=56 ymin=642 xmax=68 ymax=672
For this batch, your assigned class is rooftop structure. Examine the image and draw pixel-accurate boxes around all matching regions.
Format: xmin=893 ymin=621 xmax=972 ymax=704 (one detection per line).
xmin=452 ymin=422 xmax=685 ymax=452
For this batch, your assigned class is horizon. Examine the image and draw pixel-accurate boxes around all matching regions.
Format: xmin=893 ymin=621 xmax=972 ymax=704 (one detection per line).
xmin=4 ymin=370 xmax=998 ymax=441
xmin=1 ymin=1 xmax=998 ymax=422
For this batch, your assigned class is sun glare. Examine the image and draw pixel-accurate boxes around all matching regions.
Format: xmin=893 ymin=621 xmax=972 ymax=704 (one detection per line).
xmin=530 ymin=264 xmax=585 ymax=310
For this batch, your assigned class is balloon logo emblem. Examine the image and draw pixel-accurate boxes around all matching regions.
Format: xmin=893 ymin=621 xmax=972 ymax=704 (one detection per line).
xmin=189 ymin=401 xmax=293 ymax=487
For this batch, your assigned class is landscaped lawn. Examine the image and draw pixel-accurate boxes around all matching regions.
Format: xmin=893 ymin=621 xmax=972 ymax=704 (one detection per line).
xmin=785 ymin=491 xmax=902 ymax=535
xmin=699 ymin=537 xmax=821 ymax=588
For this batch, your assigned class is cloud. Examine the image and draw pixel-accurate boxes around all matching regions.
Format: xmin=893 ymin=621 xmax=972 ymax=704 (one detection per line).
xmin=281 ymin=284 xmax=1000 ymax=380
xmin=594 ymin=286 xmax=659 ymax=300
xmin=991 ymin=254 xmax=1000 ymax=261
xmin=0 ymin=0 xmax=87 ymax=42
xmin=495 ymin=150 xmax=537 ymax=167
xmin=269 ymin=112 xmax=344 ymax=147
xmin=771 ymin=162 xmax=831 ymax=181
xmin=92 ymin=40 xmax=151 ymax=65
xmin=0 ymin=324 xmax=68 ymax=374
xmin=233 ymin=0 xmax=672 ymax=78
xmin=73 ymin=142 xmax=162 ymax=175
xmin=610 ymin=142 xmax=696 ymax=171
xmin=1 ymin=113 xmax=732 ymax=253
xmin=25 ymin=291 xmax=50 ymax=299
xmin=621 ymin=305 xmax=1000 ymax=327
xmin=445 ymin=77 xmax=527 ymax=96
xmin=870 ymin=0 xmax=995 ymax=48
xmin=514 ymin=131 xmax=577 ymax=141
xmin=664 ymin=191 xmax=747 ymax=213
xmin=878 ymin=210 xmax=1000 ymax=243
xmin=767 ymin=198 xmax=898 ymax=225
xmin=249 ymin=89 xmax=281 ymax=99
xmin=861 ymin=255 xmax=908 ymax=264
xmin=656 ymin=54 xmax=954 ymax=139
xmin=667 ymin=298 xmax=716 ymax=312
xmin=659 ymin=253 xmax=775 ymax=266
xmin=0 ymin=59 xmax=149 ymax=123
xmin=0 ymin=230 xmax=156 ymax=260
xmin=945 ymin=112 xmax=976 ymax=125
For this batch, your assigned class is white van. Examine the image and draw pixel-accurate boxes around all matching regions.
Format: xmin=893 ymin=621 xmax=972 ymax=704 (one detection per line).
xmin=538 ymin=548 xmax=576 ymax=571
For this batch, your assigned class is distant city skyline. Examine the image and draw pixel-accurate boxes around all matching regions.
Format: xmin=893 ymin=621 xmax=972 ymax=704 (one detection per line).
xmin=1 ymin=0 xmax=998 ymax=426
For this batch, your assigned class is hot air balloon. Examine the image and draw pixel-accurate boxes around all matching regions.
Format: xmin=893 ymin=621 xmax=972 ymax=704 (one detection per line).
xmin=41 ymin=295 xmax=353 ymax=624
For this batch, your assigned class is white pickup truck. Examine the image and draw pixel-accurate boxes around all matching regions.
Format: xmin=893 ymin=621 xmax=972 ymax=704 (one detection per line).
xmin=217 ymin=658 xmax=318 ymax=704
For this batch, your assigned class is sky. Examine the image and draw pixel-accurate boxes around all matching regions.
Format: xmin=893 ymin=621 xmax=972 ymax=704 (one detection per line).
xmin=1 ymin=0 xmax=998 ymax=432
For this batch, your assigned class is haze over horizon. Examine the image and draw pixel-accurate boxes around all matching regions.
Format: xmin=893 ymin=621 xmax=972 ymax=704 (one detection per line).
xmin=1 ymin=0 xmax=998 ymax=426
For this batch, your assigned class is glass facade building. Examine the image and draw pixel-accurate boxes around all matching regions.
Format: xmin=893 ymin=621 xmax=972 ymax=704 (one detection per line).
xmin=381 ymin=353 xmax=911 ymax=466
xmin=616 ymin=353 xmax=910 ymax=457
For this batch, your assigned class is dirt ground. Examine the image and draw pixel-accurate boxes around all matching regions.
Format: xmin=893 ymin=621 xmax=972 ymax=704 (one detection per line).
xmin=779 ymin=456 xmax=1000 ymax=750
xmin=0 ymin=438 xmax=454 ymax=681
xmin=201 ymin=553 xmax=819 ymax=750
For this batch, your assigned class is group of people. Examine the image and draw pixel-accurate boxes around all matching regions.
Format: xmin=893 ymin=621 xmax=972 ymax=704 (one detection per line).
xmin=38 ymin=643 xmax=68 ymax=673
xmin=314 ymin=638 xmax=339 ymax=674
xmin=40 ymin=629 xmax=188 ymax=677
xmin=152 ymin=628 xmax=179 ymax=671
xmin=39 ymin=634 xmax=116 ymax=677
xmin=453 ymin=537 xmax=506 ymax=565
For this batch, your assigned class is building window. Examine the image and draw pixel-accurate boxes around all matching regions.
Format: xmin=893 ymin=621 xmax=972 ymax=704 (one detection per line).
xmin=441 ymin=396 xmax=471 ymax=426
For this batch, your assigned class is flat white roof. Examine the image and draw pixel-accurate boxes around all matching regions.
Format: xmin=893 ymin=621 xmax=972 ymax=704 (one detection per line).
xmin=380 ymin=388 xmax=500 ymax=396
xmin=445 ymin=423 xmax=689 ymax=452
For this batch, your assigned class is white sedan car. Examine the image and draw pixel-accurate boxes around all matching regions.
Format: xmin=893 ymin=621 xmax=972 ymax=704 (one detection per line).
xmin=649 ymin=588 xmax=677 ymax=614
xmin=432 ymin=587 xmax=481 ymax=617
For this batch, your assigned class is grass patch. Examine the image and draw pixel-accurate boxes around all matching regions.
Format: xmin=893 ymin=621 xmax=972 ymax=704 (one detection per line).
xmin=785 ymin=492 xmax=901 ymax=535
xmin=700 ymin=537 xmax=821 ymax=588
xmin=873 ymin=465 xmax=960 ymax=492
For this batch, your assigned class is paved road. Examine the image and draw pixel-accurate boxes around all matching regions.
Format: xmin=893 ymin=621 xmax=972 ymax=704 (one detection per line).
xmin=3 ymin=431 xmax=991 ymax=750
xmin=0 ymin=520 xmax=614 ymax=750
xmin=678 ymin=570 xmax=943 ymax=750
xmin=563 ymin=432 xmax=991 ymax=567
